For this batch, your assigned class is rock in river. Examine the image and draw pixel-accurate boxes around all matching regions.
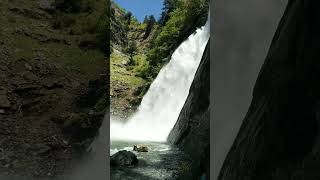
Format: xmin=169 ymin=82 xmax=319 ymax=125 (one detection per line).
xmin=110 ymin=150 xmax=138 ymax=167
xmin=133 ymin=145 xmax=148 ymax=152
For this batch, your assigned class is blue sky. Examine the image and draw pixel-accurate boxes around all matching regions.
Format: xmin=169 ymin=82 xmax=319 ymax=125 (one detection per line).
xmin=114 ymin=0 xmax=164 ymax=22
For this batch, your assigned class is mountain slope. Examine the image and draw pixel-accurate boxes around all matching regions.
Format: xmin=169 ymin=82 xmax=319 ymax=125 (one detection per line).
xmin=0 ymin=0 xmax=107 ymax=178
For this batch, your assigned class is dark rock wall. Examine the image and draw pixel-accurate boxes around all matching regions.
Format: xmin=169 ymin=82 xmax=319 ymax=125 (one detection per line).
xmin=218 ymin=1 xmax=320 ymax=179
xmin=168 ymin=41 xmax=210 ymax=179
xmin=212 ymin=1 xmax=287 ymax=178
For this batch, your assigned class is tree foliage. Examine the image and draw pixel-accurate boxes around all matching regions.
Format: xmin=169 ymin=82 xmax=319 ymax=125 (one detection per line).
xmin=124 ymin=11 xmax=132 ymax=24
xmin=138 ymin=0 xmax=209 ymax=79
xmin=125 ymin=41 xmax=137 ymax=55
xmin=143 ymin=15 xmax=156 ymax=39
xmin=159 ymin=0 xmax=178 ymax=26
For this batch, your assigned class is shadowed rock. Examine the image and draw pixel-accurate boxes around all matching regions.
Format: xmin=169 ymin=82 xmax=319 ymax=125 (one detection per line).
xmin=110 ymin=150 xmax=138 ymax=167
xmin=168 ymin=41 xmax=210 ymax=179
xmin=218 ymin=1 xmax=320 ymax=179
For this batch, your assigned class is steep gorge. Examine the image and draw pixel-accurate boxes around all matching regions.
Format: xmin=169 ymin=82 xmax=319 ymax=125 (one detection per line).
xmin=218 ymin=1 xmax=320 ymax=179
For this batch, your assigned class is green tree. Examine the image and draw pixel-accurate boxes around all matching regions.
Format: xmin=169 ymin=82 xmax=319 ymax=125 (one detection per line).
xmin=124 ymin=11 xmax=132 ymax=24
xmin=143 ymin=15 xmax=156 ymax=39
xmin=159 ymin=0 xmax=177 ymax=26
xmin=140 ymin=0 xmax=209 ymax=79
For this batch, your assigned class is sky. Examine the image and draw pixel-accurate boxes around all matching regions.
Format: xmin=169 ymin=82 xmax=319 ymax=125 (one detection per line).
xmin=113 ymin=0 xmax=164 ymax=22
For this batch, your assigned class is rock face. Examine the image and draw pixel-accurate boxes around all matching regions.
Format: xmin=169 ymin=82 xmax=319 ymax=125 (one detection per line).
xmin=0 ymin=0 xmax=107 ymax=178
xmin=218 ymin=1 xmax=320 ymax=179
xmin=110 ymin=150 xmax=138 ymax=167
xmin=168 ymin=41 xmax=210 ymax=179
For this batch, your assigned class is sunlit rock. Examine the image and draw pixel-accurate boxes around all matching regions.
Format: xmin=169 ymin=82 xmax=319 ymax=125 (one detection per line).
xmin=133 ymin=145 xmax=149 ymax=152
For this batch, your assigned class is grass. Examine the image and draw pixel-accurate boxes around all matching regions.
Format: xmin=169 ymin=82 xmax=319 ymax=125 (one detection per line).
xmin=10 ymin=34 xmax=105 ymax=79
xmin=1 ymin=1 xmax=105 ymax=81
xmin=110 ymin=50 xmax=146 ymax=87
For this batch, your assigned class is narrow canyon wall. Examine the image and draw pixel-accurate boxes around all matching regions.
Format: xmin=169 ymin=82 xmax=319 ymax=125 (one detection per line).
xmin=168 ymin=41 xmax=210 ymax=179
xmin=218 ymin=0 xmax=320 ymax=179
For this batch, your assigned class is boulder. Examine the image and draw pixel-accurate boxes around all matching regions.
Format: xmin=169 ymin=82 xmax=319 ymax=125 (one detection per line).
xmin=110 ymin=150 xmax=138 ymax=167
xmin=133 ymin=145 xmax=148 ymax=152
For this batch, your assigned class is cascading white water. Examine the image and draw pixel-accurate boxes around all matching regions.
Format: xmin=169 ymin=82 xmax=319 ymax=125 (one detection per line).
xmin=111 ymin=16 xmax=210 ymax=142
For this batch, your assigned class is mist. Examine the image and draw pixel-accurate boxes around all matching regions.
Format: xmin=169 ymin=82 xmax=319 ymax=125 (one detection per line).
xmin=62 ymin=117 xmax=108 ymax=180
xmin=212 ymin=0 xmax=287 ymax=179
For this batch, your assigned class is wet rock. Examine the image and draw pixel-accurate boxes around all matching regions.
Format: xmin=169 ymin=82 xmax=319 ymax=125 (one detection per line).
xmin=110 ymin=150 xmax=138 ymax=167
xmin=133 ymin=145 xmax=148 ymax=152
xmin=168 ymin=42 xmax=210 ymax=179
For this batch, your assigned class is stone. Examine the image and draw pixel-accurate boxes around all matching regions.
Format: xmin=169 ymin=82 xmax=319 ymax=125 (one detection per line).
xmin=110 ymin=150 xmax=138 ymax=167
xmin=24 ymin=63 xmax=32 ymax=71
xmin=0 ymin=94 xmax=11 ymax=108
xmin=133 ymin=145 xmax=149 ymax=152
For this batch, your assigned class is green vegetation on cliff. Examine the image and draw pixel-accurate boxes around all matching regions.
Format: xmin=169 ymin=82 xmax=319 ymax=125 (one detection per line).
xmin=110 ymin=0 xmax=209 ymax=115
xmin=141 ymin=0 xmax=209 ymax=79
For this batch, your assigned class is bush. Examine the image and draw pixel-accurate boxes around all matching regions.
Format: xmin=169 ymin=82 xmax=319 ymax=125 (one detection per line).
xmin=125 ymin=41 xmax=137 ymax=55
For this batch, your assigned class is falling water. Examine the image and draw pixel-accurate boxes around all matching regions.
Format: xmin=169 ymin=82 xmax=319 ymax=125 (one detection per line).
xmin=111 ymin=16 xmax=210 ymax=142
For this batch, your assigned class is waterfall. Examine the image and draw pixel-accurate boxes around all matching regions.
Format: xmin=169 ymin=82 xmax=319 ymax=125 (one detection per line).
xmin=111 ymin=16 xmax=210 ymax=142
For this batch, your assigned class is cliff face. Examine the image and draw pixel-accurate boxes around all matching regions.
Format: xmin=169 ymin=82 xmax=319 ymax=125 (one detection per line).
xmin=0 ymin=0 xmax=107 ymax=178
xmin=168 ymin=41 xmax=210 ymax=179
xmin=218 ymin=1 xmax=320 ymax=179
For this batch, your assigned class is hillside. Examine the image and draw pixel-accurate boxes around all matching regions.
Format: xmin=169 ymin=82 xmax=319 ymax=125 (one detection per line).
xmin=0 ymin=0 xmax=108 ymax=178
xmin=110 ymin=0 xmax=209 ymax=118
xmin=110 ymin=1 xmax=156 ymax=118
